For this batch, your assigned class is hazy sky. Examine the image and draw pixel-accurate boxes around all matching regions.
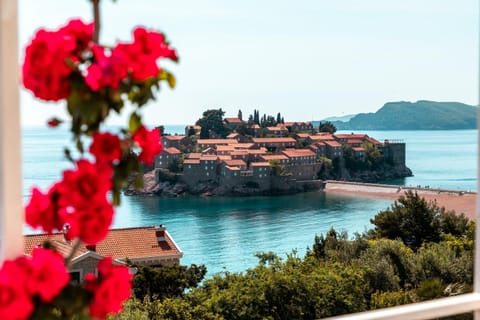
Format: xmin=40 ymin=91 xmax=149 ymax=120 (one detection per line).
xmin=19 ymin=0 xmax=478 ymax=126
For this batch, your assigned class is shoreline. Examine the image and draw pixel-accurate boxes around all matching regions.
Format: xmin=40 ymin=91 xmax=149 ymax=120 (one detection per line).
xmin=324 ymin=181 xmax=476 ymax=220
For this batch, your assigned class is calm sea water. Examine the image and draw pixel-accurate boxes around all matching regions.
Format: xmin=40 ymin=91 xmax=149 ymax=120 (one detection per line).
xmin=22 ymin=126 xmax=477 ymax=275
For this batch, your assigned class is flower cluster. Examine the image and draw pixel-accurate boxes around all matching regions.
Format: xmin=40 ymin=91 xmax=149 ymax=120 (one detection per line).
xmin=1 ymin=12 xmax=176 ymax=320
xmin=0 ymin=248 xmax=69 ymax=319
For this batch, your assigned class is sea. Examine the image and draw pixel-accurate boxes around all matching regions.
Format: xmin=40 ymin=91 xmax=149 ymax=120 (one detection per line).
xmin=22 ymin=126 xmax=477 ymax=276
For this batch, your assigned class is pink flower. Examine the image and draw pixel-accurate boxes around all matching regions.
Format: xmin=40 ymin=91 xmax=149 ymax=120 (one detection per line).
xmin=89 ymin=132 xmax=123 ymax=163
xmin=85 ymin=45 xmax=128 ymax=91
xmin=85 ymin=258 xmax=132 ymax=318
xmin=58 ymin=19 xmax=94 ymax=53
xmin=132 ymin=126 xmax=162 ymax=165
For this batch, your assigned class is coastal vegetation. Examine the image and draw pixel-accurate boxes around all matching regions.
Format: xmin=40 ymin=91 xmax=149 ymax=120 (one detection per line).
xmin=112 ymin=192 xmax=474 ymax=319
xmin=330 ymin=100 xmax=477 ymax=130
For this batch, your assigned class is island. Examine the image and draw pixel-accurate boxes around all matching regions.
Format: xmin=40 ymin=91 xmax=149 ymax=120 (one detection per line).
xmin=126 ymin=109 xmax=412 ymax=197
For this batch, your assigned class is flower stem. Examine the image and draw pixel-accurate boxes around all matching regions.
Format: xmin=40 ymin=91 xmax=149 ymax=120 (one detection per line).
xmin=65 ymin=238 xmax=82 ymax=267
xmin=92 ymin=0 xmax=101 ymax=43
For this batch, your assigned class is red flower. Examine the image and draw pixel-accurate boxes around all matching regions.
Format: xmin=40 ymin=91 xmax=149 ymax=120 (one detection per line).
xmin=22 ymin=29 xmax=76 ymax=101
xmin=0 ymin=259 xmax=33 ymax=320
xmin=47 ymin=118 xmax=62 ymax=127
xmin=113 ymin=27 xmax=177 ymax=81
xmin=59 ymin=159 xmax=112 ymax=208
xmin=25 ymin=185 xmax=65 ymax=234
xmin=22 ymin=18 xmax=93 ymax=101
xmin=89 ymin=132 xmax=123 ymax=164
xmin=26 ymin=248 xmax=69 ymax=302
xmin=85 ymin=45 xmax=128 ymax=91
xmin=132 ymin=126 xmax=162 ymax=165
xmin=73 ymin=202 xmax=114 ymax=244
xmin=85 ymin=257 xmax=132 ymax=318
xmin=132 ymin=27 xmax=178 ymax=62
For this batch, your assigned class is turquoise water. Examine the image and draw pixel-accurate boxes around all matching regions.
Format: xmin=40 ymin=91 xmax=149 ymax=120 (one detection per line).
xmin=22 ymin=127 xmax=477 ymax=275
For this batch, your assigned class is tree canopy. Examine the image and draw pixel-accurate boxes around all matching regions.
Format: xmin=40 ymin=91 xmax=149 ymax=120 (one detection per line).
xmin=195 ymin=109 xmax=231 ymax=138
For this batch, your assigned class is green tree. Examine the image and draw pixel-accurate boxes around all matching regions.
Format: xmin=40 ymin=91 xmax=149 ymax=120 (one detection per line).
xmin=269 ymin=159 xmax=286 ymax=176
xmin=369 ymin=191 xmax=471 ymax=250
xmin=132 ymin=264 xmax=207 ymax=300
xmin=318 ymin=121 xmax=337 ymax=133
xmin=196 ymin=109 xmax=231 ymax=138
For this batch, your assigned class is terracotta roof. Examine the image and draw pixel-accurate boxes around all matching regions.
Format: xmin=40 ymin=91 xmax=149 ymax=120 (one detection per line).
xmin=253 ymin=137 xmax=296 ymax=143
xmin=225 ymin=165 xmax=241 ymax=171
xmin=334 ymin=134 xmax=367 ymax=140
xmin=324 ymin=140 xmax=342 ymax=147
xmin=308 ymin=135 xmax=334 ymax=141
xmin=282 ymin=149 xmax=316 ymax=158
xmin=187 ymin=153 xmax=201 ymax=159
xmin=295 ymin=133 xmax=310 ymax=138
xmin=226 ymin=133 xmax=240 ymax=138
xmin=249 ymin=124 xmax=260 ymax=129
xmin=366 ymin=137 xmax=382 ymax=145
xmin=218 ymin=155 xmax=232 ymax=161
xmin=261 ymin=155 xmax=289 ymax=161
xmin=353 ymin=147 xmax=365 ymax=152
xmin=164 ymin=135 xmax=187 ymax=141
xmin=224 ymin=159 xmax=247 ymax=167
xmin=197 ymin=139 xmax=237 ymax=145
xmin=233 ymin=143 xmax=255 ymax=149
xmin=346 ymin=139 xmax=364 ymax=145
xmin=251 ymin=162 xmax=270 ymax=167
xmin=24 ymin=226 xmax=182 ymax=261
xmin=199 ymin=155 xmax=218 ymax=161
xmin=230 ymin=150 xmax=248 ymax=156
xmin=247 ymin=149 xmax=267 ymax=155
xmin=164 ymin=147 xmax=181 ymax=155
xmin=266 ymin=126 xmax=287 ymax=131
xmin=224 ymin=118 xmax=243 ymax=124
xmin=184 ymin=159 xmax=200 ymax=165
xmin=216 ymin=145 xmax=237 ymax=152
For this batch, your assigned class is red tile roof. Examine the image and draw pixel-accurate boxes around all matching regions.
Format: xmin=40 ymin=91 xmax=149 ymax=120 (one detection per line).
xmin=334 ymin=134 xmax=367 ymax=140
xmin=282 ymin=149 xmax=316 ymax=158
xmin=226 ymin=133 xmax=239 ymax=138
xmin=251 ymin=162 xmax=271 ymax=167
xmin=24 ymin=226 xmax=182 ymax=261
xmin=224 ymin=159 xmax=247 ymax=167
xmin=199 ymin=155 xmax=218 ymax=161
xmin=366 ymin=137 xmax=382 ymax=145
xmin=261 ymin=155 xmax=289 ymax=161
xmin=164 ymin=147 xmax=181 ymax=155
xmin=225 ymin=165 xmax=240 ymax=171
xmin=187 ymin=153 xmax=201 ymax=159
xmin=224 ymin=118 xmax=243 ymax=124
xmin=184 ymin=159 xmax=200 ymax=165
xmin=346 ymin=139 xmax=364 ymax=145
xmin=308 ymin=135 xmax=334 ymax=141
xmin=324 ymin=140 xmax=342 ymax=147
xmin=253 ymin=137 xmax=296 ymax=143
xmin=197 ymin=139 xmax=237 ymax=145
xmin=353 ymin=147 xmax=365 ymax=152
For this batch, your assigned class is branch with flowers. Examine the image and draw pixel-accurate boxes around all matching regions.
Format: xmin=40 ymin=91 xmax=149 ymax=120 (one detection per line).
xmin=0 ymin=1 xmax=177 ymax=319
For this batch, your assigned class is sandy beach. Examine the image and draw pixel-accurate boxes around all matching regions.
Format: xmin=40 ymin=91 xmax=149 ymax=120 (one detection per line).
xmin=324 ymin=181 xmax=477 ymax=220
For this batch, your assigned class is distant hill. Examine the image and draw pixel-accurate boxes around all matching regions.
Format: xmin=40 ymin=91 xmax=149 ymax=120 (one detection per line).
xmin=322 ymin=114 xmax=357 ymax=123
xmin=329 ymin=101 xmax=477 ymax=130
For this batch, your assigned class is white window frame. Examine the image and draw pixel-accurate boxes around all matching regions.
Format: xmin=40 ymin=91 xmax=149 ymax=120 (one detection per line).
xmin=1 ymin=1 xmax=480 ymax=319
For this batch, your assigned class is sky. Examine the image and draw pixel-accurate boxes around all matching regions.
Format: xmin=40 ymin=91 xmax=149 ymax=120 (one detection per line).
xmin=19 ymin=0 xmax=478 ymax=126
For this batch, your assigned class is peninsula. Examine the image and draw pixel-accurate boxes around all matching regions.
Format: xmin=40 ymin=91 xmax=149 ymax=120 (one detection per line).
xmin=126 ymin=109 xmax=412 ymax=197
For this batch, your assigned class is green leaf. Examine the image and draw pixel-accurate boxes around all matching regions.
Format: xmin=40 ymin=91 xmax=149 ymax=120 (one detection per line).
xmin=129 ymin=112 xmax=142 ymax=133
xmin=167 ymin=72 xmax=176 ymax=88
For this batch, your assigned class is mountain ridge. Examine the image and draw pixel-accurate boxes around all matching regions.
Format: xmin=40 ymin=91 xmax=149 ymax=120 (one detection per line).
xmin=324 ymin=100 xmax=477 ymax=130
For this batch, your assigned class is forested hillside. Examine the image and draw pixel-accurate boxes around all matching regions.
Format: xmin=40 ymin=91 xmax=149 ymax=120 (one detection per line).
xmin=331 ymin=101 xmax=477 ymax=130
